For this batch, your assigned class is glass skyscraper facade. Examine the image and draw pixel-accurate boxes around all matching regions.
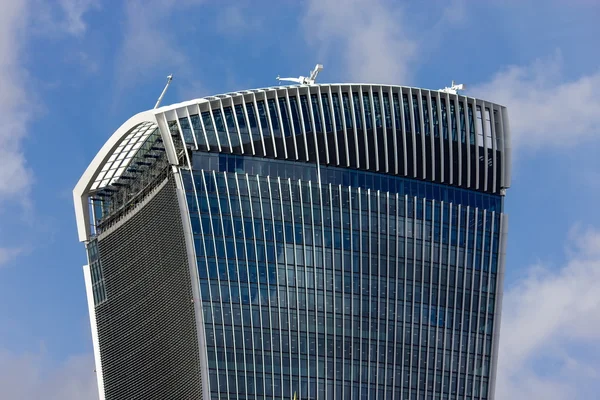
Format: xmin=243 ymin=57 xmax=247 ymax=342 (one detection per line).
xmin=74 ymin=83 xmax=510 ymax=400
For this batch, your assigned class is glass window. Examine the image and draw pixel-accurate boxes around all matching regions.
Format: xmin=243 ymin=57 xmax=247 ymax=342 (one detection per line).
xmin=383 ymin=92 xmax=392 ymax=128
xmin=412 ymin=94 xmax=421 ymax=134
xmin=190 ymin=114 xmax=207 ymax=148
xmin=402 ymin=94 xmax=411 ymax=133
xmin=494 ymin=109 xmax=502 ymax=149
xmin=373 ymin=92 xmax=382 ymax=128
xmin=440 ymin=99 xmax=448 ymax=139
xmin=278 ymin=97 xmax=293 ymax=137
xmin=468 ymin=104 xmax=475 ymax=145
xmin=224 ymin=107 xmax=237 ymax=143
xmin=202 ymin=111 xmax=219 ymax=147
xmin=245 ymin=102 xmax=262 ymax=143
xmin=300 ymin=95 xmax=312 ymax=133
xmin=422 ymin=96 xmax=430 ymax=136
xmin=450 ymin=100 xmax=457 ymax=141
xmin=178 ymin=116 xmax=194 ymax=144
xmin=352 ymin=92 xmax=363 ymax=130
xmin=459 ymin=102 xmax=466 ymax=143
xmin=362 ymin=92 xmax=372 ymax=130
xmin=213 ymin=108 xmax=229 ymax=146
xmin=234 ymin=105 xmax=250 ymax=144
xmin=476 ymin=105 xmax=484 ymax=146
xmin=289 ymin=96 xmax=302 ymax=135
xmin=392 ymin=93 xmax=401 ymax=130
xmin=431 ymin=98 xmax=439 ymax=138
xmin=331 ymin=93 xmax=343 ymax=130
xmin=321 ymin=93 xmax=333 ymax=133
xmin=485 ymin=108 xmax=493 ymax=148
xmin=267 ymin=99 xmax=282 ymax=137
xmin=311 ymin=94 xmax=323 ymax=133
xmin=342 ymin=92 xmax=353 ymax=129
xmin=257 ymin=100 xmax=271 ymax=139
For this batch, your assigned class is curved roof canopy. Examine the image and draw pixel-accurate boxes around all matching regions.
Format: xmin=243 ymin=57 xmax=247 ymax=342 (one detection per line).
xmin=90 ymin=121 xmax=158 ymax=191
xmin=74 ymin=83 xmax=512 ymax=242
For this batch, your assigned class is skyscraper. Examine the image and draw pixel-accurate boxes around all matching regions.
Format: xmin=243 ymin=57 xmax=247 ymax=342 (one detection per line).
xmin=74 ymin=82 xmax=510 ymax=400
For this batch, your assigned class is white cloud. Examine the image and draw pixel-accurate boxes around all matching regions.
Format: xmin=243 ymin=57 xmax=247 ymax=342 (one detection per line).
xmin=31 ymin=0 xmax=99 ymax=38
xmin=116 ymin=0 xmax=204 ymax=90
xmin=118 ymin=1 xmax=185 ymax=83
xmin=0 ymin=247 xmax=23 ymax=267
xmin=471 ymin=52 xmax=600 ymax=150
xmin=496 ymin=225 xmax=600 ymax=399
xmin=303 ymin=0 xmax=417 ymax=84
xmin=0 ymin=0 xmax=32 ymax=204
xmin=0 ymin=350 xmax=98 ymax=400
xmin=58 ymin=0 xmax=99 ymax=36
xmin=0 ymin=0 xmax=97 ymax=206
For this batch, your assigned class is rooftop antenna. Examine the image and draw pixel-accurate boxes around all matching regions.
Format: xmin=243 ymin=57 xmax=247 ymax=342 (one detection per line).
xmin=439 ymin=80 xmax=466 ymax=95
xmin=276 ymin=64 xmax=323 ymax=85
xmin=154 ymin=74 xmax=173 ymax=109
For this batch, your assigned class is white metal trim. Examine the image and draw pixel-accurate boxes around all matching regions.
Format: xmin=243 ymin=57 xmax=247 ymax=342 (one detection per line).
xmin=172 ymin=168 xmax=211 ymax=400
xmin=82 ymin=264 xmax=106 ymax=400
xmin=74 ymin=111 xmax=155 ymax=241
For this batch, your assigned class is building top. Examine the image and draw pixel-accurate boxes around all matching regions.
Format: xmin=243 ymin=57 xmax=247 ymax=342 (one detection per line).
xmin=74 ymin=83 xmax=511 ymax=242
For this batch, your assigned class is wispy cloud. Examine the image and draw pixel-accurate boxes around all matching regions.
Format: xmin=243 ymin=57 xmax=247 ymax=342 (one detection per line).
xmin=0 ymin=0 xmax=98 ymax=207
xmin=32 ymin=0 xmax=99 ymax=38
xmin=115 ymin=0 xmax=205 ymax=96
xmin=0 ymin=0 xmax=32 ymax=205
xmin=302 ymin=0 xmax=417 ymax=84
xmin=497 ymin=225 xmax=600 ymax=399
xmin=0 ymin=350 xmax=98 ymax=400
xmin=0 ymin=247 xmax=23 ymax=268
xmin=216 ymin=4 xmax=263 ymax=36
xmin=58 ymin=0 xmax=100 ymax=37
xmin=471 ymin=51 xmax=600 ymax=150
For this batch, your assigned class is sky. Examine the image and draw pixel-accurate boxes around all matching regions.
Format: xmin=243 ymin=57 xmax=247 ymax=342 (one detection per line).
xmin=0 ymin=0 xmax=599 ymax=398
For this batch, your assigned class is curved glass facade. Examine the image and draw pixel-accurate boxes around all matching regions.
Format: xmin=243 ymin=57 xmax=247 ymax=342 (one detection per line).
xmin=77 ymin=83 xmax=509 ymax=400
xmin=181 ymin=166 xmax=500 ymax=400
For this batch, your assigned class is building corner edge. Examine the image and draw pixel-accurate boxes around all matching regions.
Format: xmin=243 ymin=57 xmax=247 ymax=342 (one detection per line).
xmin=82 ymin=264 xmax=106 ymax=400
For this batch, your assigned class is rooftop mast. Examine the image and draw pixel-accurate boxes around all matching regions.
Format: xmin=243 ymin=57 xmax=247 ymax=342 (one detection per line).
xmin=154 ymin=74 xmax=173 ymax=109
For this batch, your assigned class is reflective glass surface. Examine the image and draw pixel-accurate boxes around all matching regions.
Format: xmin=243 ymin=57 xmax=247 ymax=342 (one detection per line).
xmin=192 ymin=153 xmax=502 ymax=213
xmin=182 ymin=168 xmax=500 ymax=400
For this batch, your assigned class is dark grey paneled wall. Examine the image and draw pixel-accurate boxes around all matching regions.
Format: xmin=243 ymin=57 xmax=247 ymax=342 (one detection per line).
xmin=95 ymin=177 xmax=202 ymax=400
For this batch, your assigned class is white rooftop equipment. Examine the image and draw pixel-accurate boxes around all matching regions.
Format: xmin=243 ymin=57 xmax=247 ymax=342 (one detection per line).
xmin=439 ymin=80 xmax=466 ymax=94
xmin=276 ymin=64 xmax=323 ymax=85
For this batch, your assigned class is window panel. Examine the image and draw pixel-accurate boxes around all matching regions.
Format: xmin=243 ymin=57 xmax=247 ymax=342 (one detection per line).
xmin=441 ymin=99 xmax=448 ymax=139
xmin=402 ymin=94 xmax=411 ymax=133
xmin=202 ymin=111 xmax=219 ymax=147
xmin=422 ymin=96 xmax=430 ymax=136
xmin=321 ymin=94 xmax=333 ymax=133
xmin=412 ymin=94 xmax=421 ymax=134
xmin=311 ymin=94 xmax=323 ymax=133
xmin=300 ymin=95 xmax=312 ymax=133
xmin=331 ymin=93 xmax=343 ymax=130
xmin=278 ymin=97 xmax=293 ymax=137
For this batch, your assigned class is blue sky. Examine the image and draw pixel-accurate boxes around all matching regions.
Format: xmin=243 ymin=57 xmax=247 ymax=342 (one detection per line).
xmin=0 ymin=0 xmax=599 ymax=398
